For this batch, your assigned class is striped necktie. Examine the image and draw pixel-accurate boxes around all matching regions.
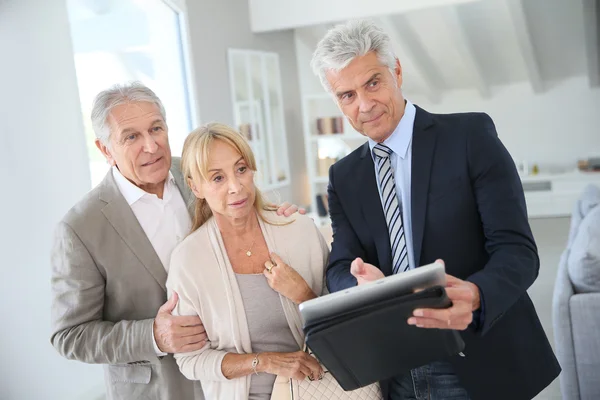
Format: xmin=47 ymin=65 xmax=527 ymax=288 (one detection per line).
xmin=373 ymin=143 xmax=410 ymax=274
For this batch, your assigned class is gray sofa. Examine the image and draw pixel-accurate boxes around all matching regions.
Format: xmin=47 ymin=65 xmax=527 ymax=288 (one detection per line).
xmin=553 ymin=185 xmax=600 ymax=399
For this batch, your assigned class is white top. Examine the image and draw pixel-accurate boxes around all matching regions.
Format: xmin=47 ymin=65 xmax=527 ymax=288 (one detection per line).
xmin=368 ymin=99 xmax=417 ymax=270
xmin=112 ymin=166 xmax=191 ymax=272
xmin=167 ymin=211 xmax=330 ymax=400
xmin=112 ymin=166 xmax=192 ymax=356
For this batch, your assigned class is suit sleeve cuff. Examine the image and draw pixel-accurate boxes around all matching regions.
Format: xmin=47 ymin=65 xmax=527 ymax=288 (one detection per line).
xmin=152 ymin=321 xmax=167 ymax=356
xmin=470 ymin=284 xmax=485 ymax=331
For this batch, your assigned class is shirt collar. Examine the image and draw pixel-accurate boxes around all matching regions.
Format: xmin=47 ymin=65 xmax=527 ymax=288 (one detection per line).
xmin=368 ymin=99 xmax=416 ymax=160
xmin=112 ymin=166 xmax=175 ymax=205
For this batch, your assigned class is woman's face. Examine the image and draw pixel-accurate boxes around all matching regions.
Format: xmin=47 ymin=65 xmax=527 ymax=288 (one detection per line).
xmin=191 ymin=140 xmax=256 ymax=222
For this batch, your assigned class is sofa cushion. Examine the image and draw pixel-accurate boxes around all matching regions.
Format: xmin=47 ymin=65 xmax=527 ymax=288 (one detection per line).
xmin=569 ymin=293 xmax=600 ymax=399
xmin=568 ymin=206 xmax=600 ymax=293
xmin=568 ymin=184 xmax=600 ymax=247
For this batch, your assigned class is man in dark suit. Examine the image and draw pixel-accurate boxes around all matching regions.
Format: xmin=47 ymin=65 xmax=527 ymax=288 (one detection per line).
xmin=311 ymin=20 xmax=560 ymax=400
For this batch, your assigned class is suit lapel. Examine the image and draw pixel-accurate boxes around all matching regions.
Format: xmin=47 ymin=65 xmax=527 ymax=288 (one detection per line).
xmin=410 ymin=106 xmax=437 ymax=268
xmin=99 ymin=171 xmax=168 ymax=292
xmin=170 ymin=157 xmax=195 ymax=217
xmin=356 ymin=143 xmax=394 ymax=276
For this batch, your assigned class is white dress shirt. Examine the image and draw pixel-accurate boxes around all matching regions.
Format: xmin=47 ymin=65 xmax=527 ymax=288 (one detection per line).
xmin=112 ymin=166 xmax=192 ymax=355
xmin=368 ymin=99 xmax=416 ymax=271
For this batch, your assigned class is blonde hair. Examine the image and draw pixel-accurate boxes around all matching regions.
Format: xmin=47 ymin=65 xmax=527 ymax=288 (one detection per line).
xmin=181 ymin=122 xmax=278 ymax=232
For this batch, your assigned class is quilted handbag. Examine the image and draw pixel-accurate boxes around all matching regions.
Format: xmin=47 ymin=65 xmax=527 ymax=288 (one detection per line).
xmin=270 ymin=347 xmax=382 ymax=400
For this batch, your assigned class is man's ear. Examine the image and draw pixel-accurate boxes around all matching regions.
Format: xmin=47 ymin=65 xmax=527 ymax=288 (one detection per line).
xmin=95 ymin=139 xmax=116 ymax=166
xmin=394 ymin=58 xmax=403 ymax=88
xmin=188 ymin=177 xmax=204 ymax=199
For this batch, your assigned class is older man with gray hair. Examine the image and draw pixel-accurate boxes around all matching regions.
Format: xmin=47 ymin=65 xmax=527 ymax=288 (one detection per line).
xmin=313 ymin=20 xmax=560 ymax=400
xmin=50 ymin=82 xmax=302 ymax=400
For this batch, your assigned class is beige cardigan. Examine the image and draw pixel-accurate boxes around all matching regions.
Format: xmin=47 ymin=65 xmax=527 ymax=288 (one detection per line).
xmin=166 ymin=211 xmax=330 ymax=400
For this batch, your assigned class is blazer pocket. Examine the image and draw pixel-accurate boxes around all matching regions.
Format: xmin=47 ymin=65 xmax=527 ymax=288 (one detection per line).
xmin=428 ymin=177 xmax=464 ymax=203
xmin=108 ymin=365 xmax=151 ymax=384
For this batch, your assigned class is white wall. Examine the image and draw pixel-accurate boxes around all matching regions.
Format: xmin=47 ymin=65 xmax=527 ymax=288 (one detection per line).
xmin=409 ymin=76 xmax=600 ymax=172
xmin=184 ymin=0 xmax=306 ymax=206
xmin=248 ymin=0 xmax=478 ymax=32
xmin=0 ymin=0 xmax=104 ymax=399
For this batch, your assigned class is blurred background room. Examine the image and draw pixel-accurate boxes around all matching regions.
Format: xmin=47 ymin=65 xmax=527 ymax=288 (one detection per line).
xmin=2 ymin=0 xmax=599 ymax=398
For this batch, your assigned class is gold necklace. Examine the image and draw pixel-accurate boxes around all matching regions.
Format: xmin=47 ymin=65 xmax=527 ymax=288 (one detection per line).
xmin=241 ymin=238 xmax=256 ymax=257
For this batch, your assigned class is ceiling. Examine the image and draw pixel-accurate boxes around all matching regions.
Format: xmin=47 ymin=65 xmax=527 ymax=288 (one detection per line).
xmin=296 ymin=0 xmax=597 ymax=102
xmin=67 ymin=0 xmax=599 ymax=102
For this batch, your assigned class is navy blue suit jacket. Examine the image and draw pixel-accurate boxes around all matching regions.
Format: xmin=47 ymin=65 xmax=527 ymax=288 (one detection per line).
xmin=326 ymin=106 xmax=560 ymax=400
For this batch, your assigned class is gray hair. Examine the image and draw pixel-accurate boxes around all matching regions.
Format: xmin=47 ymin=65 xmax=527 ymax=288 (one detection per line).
xmin=311 ymin=20 xmax=397 ymax=93
xmin=91 ymin=81 xmax=167 ymax=145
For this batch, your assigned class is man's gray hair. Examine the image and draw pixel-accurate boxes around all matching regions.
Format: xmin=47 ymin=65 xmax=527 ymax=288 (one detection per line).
xmin=91 ymin=81 xmax=167 ymax=145
xmin=311 ymin=20 xmax=397 ymax=93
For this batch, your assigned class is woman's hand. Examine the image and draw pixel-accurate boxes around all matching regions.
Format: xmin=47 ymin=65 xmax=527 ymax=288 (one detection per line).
xmin=263 ymin=253 xmax=316 ymax=304
xmin=261 ymin=351 xmax=323 ymax=381
xmin=275 ymin=202 xmax=307 ymax=217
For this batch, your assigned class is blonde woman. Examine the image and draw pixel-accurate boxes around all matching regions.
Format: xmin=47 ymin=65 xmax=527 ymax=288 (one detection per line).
xmin=167 ymin=123 xmax=329 ymax=400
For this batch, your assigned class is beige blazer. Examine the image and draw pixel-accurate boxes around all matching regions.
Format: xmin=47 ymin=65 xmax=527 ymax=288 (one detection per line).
xmin=50 ymin=158 xmax=203 ymax=400
xmin=167 ymin=211 xmax=330 ymax=400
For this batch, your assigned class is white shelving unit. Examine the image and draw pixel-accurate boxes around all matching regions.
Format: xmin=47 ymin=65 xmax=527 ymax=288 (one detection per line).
xmin=228 ymin=49 xmax=291 ymax=191
xmin=521 ymin=171 xmax=600 ymax=218
xmin=302 ymin=93 xmax=367 ymax=225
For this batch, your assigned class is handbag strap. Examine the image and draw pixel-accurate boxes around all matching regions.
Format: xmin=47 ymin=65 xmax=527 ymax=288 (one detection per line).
xmin=303 ymin=343 xmax=330 ymax=373
xmin=303 ymin=344 xmax=317 ymax=357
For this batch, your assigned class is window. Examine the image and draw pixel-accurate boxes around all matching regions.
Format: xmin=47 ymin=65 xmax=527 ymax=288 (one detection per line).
xmin=228 ymin=49 xmax=291 ymax=191
xmin=67 ymin=0 xmax=194 ymax=187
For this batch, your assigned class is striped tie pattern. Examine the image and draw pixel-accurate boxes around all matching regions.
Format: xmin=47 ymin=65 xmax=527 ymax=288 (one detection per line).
xmin=373 ymin=143 xmax=410 ymax=274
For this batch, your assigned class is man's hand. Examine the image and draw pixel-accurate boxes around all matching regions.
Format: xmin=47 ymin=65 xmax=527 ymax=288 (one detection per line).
xmin=153 ymin=292 xmax=208 ymax=353
xmin=408 ymin=261 xmax=481 ymax=331
xmin=350 ymin=258 xmax=385 ymax=285
xmin=276 ymin=202 xmax=307 ymax=217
